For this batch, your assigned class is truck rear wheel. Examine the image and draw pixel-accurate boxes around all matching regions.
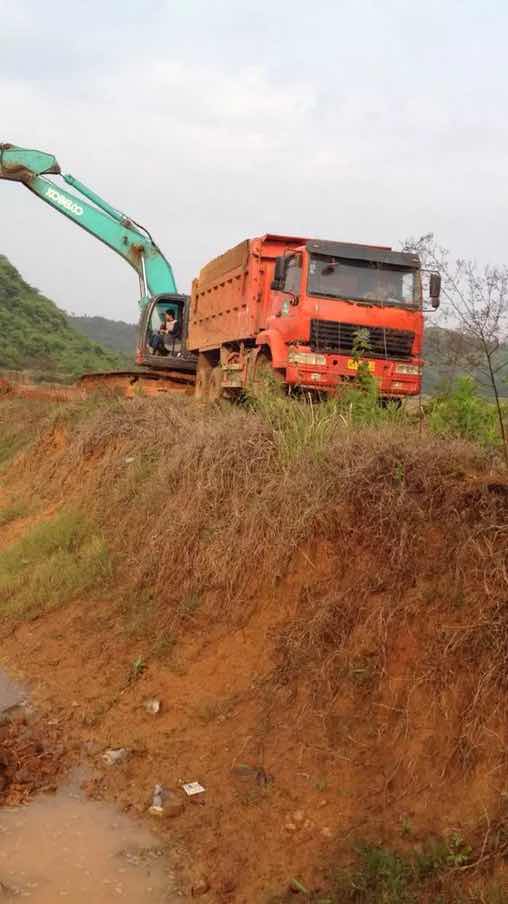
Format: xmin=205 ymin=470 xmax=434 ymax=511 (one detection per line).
xmin=195 ymin=354 xmax=213 ymax=401
xmin=208 ymin=366 xmax=224 ymax=402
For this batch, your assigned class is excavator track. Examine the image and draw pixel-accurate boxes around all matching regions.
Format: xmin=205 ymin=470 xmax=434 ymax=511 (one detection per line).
xmin=1 ymin=369 xmax=196 ymax=402
xmin=77 ymin=368 xmax=195 ymax=397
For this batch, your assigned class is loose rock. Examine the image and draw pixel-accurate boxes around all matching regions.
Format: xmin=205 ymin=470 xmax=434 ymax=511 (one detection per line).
xmin=191 ymin=876 xmax=210 ymax=897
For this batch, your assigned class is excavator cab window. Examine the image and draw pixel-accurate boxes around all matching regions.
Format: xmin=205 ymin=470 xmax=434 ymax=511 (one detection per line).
xmin=147 ymin=300 xmax=183 ymax=356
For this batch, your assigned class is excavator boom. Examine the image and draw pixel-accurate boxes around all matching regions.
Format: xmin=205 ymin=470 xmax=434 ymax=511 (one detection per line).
xmin=0 ymin=142 xmax=176 ymax=303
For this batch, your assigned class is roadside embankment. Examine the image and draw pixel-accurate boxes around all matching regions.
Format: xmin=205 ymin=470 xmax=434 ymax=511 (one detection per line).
xmin=0 ymin=395 xmax=507 ymax=902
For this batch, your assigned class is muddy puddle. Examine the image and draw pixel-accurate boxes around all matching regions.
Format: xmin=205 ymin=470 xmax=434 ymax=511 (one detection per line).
xmin=0 ymin=672 xmax=179 ymax=902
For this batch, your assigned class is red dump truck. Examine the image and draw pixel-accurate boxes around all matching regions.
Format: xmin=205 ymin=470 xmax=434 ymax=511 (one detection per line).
xmin=188 ymin=234 xmax=440 ymax=401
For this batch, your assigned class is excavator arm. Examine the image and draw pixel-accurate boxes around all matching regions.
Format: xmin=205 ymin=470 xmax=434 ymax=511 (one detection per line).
xmin=0 ymin=143 xmax=176 ymax=307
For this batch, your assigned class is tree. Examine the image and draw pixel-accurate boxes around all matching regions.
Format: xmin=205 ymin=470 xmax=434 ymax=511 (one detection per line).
xmin=404 ymin=235 xmax=508 ymax=465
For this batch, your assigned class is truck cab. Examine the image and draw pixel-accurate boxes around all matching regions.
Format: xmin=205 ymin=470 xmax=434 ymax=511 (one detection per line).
xmin=266 ymin=239 xmax=436 ymax=398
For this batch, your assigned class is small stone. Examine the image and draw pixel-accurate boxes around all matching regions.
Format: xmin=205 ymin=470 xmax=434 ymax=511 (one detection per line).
xmin=143 ymin=698 xmax=161 ymax=715
xmin=293 ymin=810 xmax=305 ymax=823
xmin=284 ymin=821 xmax=297 ymax=833
xmin=321 ymin=827 xmax=333 ymax=839
xmin=191 ymin=876 xmax=210 ymax=897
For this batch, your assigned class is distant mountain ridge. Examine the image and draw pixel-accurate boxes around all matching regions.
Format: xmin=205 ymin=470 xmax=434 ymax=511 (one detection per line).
xmin=0 ymin=255 xmax=127 ymax=380
xmin=67 ymin=314 xmax=137 ymax=360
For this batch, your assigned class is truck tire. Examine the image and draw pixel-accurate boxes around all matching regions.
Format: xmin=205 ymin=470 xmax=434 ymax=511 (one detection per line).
xmin=195 ymin=354 xmax=212 ymax=401
xmin=208 ymin=366 xmax=224 ymax=402
xmin=251 ymin=352 xmax=285 ymax=398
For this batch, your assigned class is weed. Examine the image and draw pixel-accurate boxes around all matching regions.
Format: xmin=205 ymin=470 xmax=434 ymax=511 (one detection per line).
xmin=129 ymin=656 xmax=146 ymax=682
xmin=445 ymin=832 xmax=473 ymax=868
xmin=393 ymin=462 xmax=405 ymax=484
xmin=332 ymin=836 xmax=475 ymax=904
xmin=400 ymin=818 xmax=413 ymax=838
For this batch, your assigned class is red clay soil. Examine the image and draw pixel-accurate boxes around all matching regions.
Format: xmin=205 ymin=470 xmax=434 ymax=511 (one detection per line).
xmin=2 ymin=555 xmax=508 ymax=902
xmin=1 ymin=411 xmax=508 ymax=901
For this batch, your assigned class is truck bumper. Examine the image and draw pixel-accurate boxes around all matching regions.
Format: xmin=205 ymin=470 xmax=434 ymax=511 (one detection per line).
xmin=285 ymin=352 xmax=421 ymax=396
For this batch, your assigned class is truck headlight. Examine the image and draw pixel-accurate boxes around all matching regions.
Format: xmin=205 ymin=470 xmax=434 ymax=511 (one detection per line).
xmin=395 ymin=364 xmax=420 ymax=375
xmin=288 ymin=351 xmax=327 ymax=367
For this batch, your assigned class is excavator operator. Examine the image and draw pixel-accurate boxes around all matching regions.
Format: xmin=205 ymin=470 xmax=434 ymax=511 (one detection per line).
xmin=150 ymin=310 xmax=181 ymax=355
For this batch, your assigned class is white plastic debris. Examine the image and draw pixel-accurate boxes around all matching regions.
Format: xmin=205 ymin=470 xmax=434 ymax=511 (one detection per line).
xmin=182 ymin=781 xmax=205 ymax=796
xmin=143 ymin=698 xmax=161 ymax=715
xmin=149 ymin=784 xmax=166 ymax=815
xmin=102 ymin=748 xmax=129 ymax=766
xmin=125 ymin=456 xmax=135 ymax=464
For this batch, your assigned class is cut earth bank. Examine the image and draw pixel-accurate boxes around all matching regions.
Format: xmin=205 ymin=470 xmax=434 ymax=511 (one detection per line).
xmin=0 ymin=395 xmax=507 ymax=902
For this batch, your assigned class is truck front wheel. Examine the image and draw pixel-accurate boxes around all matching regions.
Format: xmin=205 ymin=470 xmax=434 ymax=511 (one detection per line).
xmin=251 ymin=351 xmax=285 ymax=398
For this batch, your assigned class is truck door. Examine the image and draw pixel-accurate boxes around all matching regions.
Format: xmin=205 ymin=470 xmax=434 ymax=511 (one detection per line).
xmin=277 ymin=254 xmax=304 ymax=340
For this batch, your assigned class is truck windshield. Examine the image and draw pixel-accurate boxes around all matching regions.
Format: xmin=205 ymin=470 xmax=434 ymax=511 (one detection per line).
xmin=308 ymin=255 xmax=418 ymax=307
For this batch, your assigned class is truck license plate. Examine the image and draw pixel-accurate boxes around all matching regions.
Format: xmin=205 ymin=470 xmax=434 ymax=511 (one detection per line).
xmin=346 ymin=359 xmax=375 ymax=373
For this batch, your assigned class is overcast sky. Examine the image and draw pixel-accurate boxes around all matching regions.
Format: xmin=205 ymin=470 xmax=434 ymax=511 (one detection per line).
xmin=1 ymin=0 xmax=507 ymax=322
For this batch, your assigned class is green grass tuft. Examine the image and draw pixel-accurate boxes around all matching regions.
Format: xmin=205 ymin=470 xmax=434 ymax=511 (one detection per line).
xmin=0 ymin=509 xmax=110 ymax=619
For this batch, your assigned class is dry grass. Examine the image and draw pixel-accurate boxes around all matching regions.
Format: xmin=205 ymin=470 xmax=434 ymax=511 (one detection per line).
xmin=7 ymin=396 xmax=508 ymax=719
xmin=3 ymin=393 xmax=508 ymax=901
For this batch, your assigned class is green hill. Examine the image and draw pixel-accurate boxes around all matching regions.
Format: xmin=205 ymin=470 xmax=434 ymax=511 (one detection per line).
xmin=67 ymin=314 xmax=136 ymax=360
xmin=0 ymin=256 xmax=127 ymax=381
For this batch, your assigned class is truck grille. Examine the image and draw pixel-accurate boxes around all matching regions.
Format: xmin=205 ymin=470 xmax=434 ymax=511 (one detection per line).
xmin=310 ymin=319 xmax=415 ymax=360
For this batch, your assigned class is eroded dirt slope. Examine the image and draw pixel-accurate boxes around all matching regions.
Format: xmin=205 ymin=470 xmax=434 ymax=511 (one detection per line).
xmin=1 ymin=397 xmax=507 ymax=902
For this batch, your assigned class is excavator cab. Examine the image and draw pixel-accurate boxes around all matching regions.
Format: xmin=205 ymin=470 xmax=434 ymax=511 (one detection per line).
xmin=137 ymin=293 xmax=196 ymax=371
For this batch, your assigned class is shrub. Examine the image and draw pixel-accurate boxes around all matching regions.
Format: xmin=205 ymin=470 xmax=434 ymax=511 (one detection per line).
xmin=427 ymin=376 xmax=503 ymax=447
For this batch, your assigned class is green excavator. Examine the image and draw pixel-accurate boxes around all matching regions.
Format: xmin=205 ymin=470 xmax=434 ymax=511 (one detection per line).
xmin=0 ymin=142 xmax=196 ymax=390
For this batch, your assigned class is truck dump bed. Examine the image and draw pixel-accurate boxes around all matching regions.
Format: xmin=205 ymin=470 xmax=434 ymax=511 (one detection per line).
xmin=188 ymin=235 xmax=304 ymax=352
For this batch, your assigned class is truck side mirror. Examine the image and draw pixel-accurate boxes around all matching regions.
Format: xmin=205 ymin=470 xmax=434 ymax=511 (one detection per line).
xmin=429 ymin=272 xmax=441 ymax=309
xmin=271 ymin=256 xmax=287 ymax=291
